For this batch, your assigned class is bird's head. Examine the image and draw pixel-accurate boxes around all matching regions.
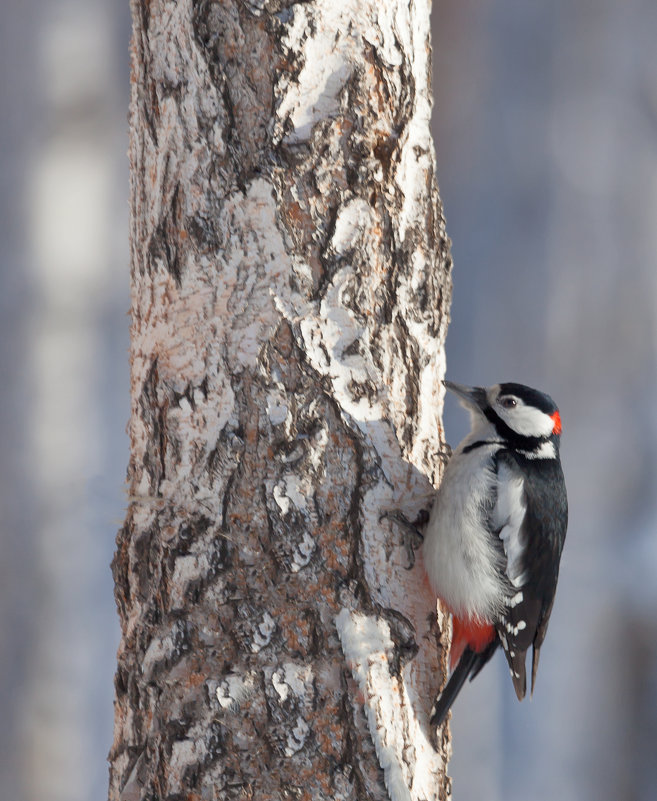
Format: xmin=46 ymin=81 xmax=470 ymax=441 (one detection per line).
xmin=444 ymin=380 xmax=562 ymax=442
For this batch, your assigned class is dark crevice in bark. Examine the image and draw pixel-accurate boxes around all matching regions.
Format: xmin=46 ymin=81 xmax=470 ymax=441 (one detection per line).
xmin=137 ymin=358 xmax=166 ymax=493
xmin=148 ymin=181 xmax=185 ymax=285
xmin=192 ymin=0 xmax=276 ymax=191
xmin=339 ymin=669 xmax=385 ymax=801
xmin=380 ymin=607 xmax=420 ymax=678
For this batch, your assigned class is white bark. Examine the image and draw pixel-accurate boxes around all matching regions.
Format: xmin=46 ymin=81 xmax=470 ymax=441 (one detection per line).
xmin=110 ymin=1 xmax=453 ymax=799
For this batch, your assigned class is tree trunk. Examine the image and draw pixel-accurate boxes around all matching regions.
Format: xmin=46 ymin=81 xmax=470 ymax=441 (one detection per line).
xmin=109 ymin=1 xmax=453 ymax=799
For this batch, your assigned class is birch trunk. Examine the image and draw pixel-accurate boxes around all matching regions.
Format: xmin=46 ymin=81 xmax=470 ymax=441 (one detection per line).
xmin=109 ymin=1 xmax=454 ymax=799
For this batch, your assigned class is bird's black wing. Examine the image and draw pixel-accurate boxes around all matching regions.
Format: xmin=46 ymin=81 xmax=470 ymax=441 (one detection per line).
xmin=493 ymin=450 xmax=568 ymax=699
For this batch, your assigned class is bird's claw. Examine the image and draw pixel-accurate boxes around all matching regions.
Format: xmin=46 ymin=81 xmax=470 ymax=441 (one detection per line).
xmin=438 ymin=443 xmax=452 ymax=464
xmin=381 ymin=509 xmax=429 ymax=569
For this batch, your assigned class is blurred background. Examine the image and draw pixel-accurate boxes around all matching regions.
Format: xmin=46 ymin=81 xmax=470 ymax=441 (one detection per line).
xmin=434 ymin=3 xmax=657 ymax=801
xmin=1 ymin=1 xmax=655 ymax=800
xmin=0 ymin=2 xmax=130 ymax=799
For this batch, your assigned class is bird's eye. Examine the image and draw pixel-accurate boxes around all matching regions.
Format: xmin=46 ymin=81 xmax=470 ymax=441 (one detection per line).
xmin=500 ymin=397 xmax=517 ymax=409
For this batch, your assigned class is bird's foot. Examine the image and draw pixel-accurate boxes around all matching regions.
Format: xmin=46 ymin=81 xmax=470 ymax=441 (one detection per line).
xmin=380 ymin=509 xmax=429 ymax=569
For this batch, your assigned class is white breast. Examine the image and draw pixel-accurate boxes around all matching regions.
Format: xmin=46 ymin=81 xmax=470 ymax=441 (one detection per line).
xmin=423 ymin=435 xmax=508 ymax=621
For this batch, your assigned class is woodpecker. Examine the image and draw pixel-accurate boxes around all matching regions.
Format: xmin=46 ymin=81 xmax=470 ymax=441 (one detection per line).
xmin=425 ymin=380 xmax=568 ymax=727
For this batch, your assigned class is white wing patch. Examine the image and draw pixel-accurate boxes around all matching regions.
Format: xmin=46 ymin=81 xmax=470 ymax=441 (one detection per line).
xmin=493 ymin=462 xmax=527 ymax=588
xmin=508 ymin=590 xmax=524 ymax=608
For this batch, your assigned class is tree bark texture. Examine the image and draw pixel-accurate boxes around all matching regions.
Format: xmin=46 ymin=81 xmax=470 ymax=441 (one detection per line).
xmin=110 ymin=1 xmax=453 ymax=800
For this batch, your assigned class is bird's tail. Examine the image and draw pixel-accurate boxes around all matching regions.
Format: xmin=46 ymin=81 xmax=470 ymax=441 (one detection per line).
xmin=430 ymin=640 xmax=499 ymax=728
xmin=430 ymin=648 xmax=478 ymax=727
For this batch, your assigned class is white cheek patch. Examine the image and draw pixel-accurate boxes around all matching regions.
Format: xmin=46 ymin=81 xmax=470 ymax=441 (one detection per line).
xmin=498 ymin=404 xmax=555 ymax=438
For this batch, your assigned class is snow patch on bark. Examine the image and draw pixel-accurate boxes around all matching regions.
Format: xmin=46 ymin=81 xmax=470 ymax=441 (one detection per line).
xmin=277 ymin=1 xmax=356 ymax=142
xmin=216 ymin=178 xmax=292 ymax=369
xmin=285 ymin=715 xmax=310 ymax=756
xmin=216 ymin=671 xmax=258 ymax=711
xmin=336 ymin=608 xmax=443 ymax=801
xmin=169 ymin=553 xmax=211 ymax=610
xmin=331 ymin=199 xmax=374 ymax=255
xmin=251 ymin=611 xmax=277 ymax=652
xmin=266 ymin=387 xmax=289 ymax=426
xmin=273 ymin=475 xmax=309 ymax=515
xmin=271 ymin=662 xmax=314 ymax=702
xmin=291 ymin=530 xmax=317 ymax=572
xmin=169 ymin=738 xmax=207 ymax=794
xmin=142 ymin=630 xmax=176 ymax=680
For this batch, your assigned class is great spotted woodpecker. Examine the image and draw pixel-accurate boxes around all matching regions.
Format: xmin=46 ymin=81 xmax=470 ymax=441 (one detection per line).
xmin=425 ymin=381 xmax=568 ymax=727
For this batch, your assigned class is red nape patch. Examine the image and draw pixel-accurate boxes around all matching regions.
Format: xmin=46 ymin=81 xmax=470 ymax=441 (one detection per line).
xmin=550 ymin=410 xmax=562 ymax=435
xmin=450 ymin=616 xmax=495 ymax=671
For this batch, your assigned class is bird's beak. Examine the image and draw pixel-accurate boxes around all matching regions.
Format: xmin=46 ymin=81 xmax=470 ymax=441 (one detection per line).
xmin=443 ymin=381 xmax=488 ymax=411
